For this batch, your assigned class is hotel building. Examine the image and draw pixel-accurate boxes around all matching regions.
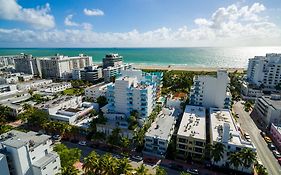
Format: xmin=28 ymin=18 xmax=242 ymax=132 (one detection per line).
xmin=0 ymin=130 xmax=61 ymax=175
xmin=102 ymin=53 xmax=123 ymax=68
xmin=176 ymin=105 xmax=206 ymax=160
xmin=189 ymin=69 xmax=231 ymax=109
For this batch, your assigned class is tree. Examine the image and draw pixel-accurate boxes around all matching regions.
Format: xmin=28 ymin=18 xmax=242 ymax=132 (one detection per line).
xmin=97 ymin=96 xmax=107 ymax=107
xmin=116 ymin=158 xmax=133 ymax=175
xmin=156 ymin=166 xmax=167 ymax=175
xmin=83 ymin=151 xmax=100 ymax=175
xmin=0 ymin=105 xmax=12 ymax=124
xmin=120 ymin=137 xmax=130 ymax=148
xmin=59 ymin=165 xmax=80 ymax=175
xmin=108 ymin=127 xmax=121 ymax=146
xmin=255 ymin=164 xmax=268 ymax=175
xmin=228 ymin=152 xmax=242 ymax=170
xmin=99 ymin=153 xmax=117 ymax=175
xmin=54 ymin=144 xmax=81 ymax=168
xmin=0 ymin=125 xmax=13 ymax=134
xmin=240 ymin=148 xmax=256 ymax=169
xmin=180 ymin=172 xmax=191 ymax=175
xmin=135 ymin=164 xmax=149 ymax=175
xmin=211 ymin=142 xmax=225 ymax=163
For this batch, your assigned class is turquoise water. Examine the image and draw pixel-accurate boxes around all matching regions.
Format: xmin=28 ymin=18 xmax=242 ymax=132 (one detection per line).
xmin=0 ymin=47 xmax=281 ymax=68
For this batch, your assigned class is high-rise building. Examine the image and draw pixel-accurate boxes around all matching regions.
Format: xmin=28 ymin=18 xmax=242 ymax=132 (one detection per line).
xmin=14 ymin=54 xmax=42 ymax=77
xmin=247 ymin=53 xmax=281 ymax=88
xmin=189 ymin=69 xmax=231 ymax=109
xmin=103 ymin=64 xmax=132 ymax=82
xmin=80 ymin=66 xmax=103 ymax=83
xmin=102 ymin=53 xmax=123 ymax=68
xmin=0 ymin=130 xmax=61 ymax=175
xmin=39 ymin=54 xmax=92 ymax=80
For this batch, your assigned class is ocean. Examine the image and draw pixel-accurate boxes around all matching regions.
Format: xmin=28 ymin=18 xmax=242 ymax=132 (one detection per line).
xmin=0 ymin=47 xmax=281 ymax=68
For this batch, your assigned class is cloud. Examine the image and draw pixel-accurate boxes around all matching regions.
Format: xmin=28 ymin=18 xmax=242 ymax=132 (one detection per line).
xmin=0 ymin=2 xmax=280 ymax=47
xmin=64 ymin=15 xmax=79 ymax=26
xmin=84 ymin=8 xmax=104 ymax=16
xmin=0 ymin=0 xmax=55 ymax=29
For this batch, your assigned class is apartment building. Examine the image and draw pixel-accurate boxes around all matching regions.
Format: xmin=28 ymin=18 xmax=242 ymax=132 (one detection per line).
xmin=0 ymin=130 xmax=61 ymax=175
xmin=102 ymin=53 xmax=123 ymax=68
xmin=39 ymin=82 xmax=72 ymax=94
xmin=0 ymin=55 xmax=16 ymax=68
xmin=80 ymin=66 xmax=103 ymax=83
xmin=176 ymin=105 xmax=206 ymax=160
xmin=189 ymin=69 xmax=231 ymax=109
xmin=103 ymin=63 xmax=132 ymax=82
xmin=14 ymin=54 xmax=42 ymax=77
xmin=210 ymin=108 xmax=256 ymax=173
xmin=17 ymin=79 xmax=53 ymax=90
xmin=39 ymin=54 xmax=92 ymax=80
xmin=247 ymin=53 xmax=281 ymax=88
xmin=253 ymin=95 xmax=281 ymax=126
xmin=85 ymin=82 xmax=113 ymax=101
xmin=0 ymin=84 xmax=17 ymax=96
xmin=143 ymin=108 xmax=176 ymax=158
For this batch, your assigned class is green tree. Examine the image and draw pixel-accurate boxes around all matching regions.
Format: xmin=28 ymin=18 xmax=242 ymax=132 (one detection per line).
xmin=135 ymin=164 xmax=149 ymax=175
xmin=228 ymin=152 xmax=242 ymax=170
xmin=116 ymin=158 xmax=133 ymax=175
xmin=0 ymin=125 xmax=13 ymax=134
xmin=54 ymin=144 xmax=81 ymax=168
xmin=59 ymin=165 xmax=80 ymax=175
xmin=83 ymin=151 xmax=100 ymax=175
xmin=255 ymin=164 xmax=268 ymax=175
xmin=0 ymin=105 xmax=12 ymax=124
xmin=99 ymin=153 xmax=117 ymax=175
xmin=156 ymin=166 xmax=167 ymax=175
xmin=240 ymin=148 xmax=256 ymax=169
xmin=120 ymin=137 xmax=130 ymax=148
xmin=180 ymin=172 xmax=191 ymax=175
xmin=211 ymin=142 xmax=225 ymax=163
xmin=108 ymin=127 xmax=121 ymax=146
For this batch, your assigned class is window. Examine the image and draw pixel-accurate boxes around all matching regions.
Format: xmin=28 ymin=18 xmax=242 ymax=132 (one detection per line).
xmin=43 ymin=167 xmax=46 ymax=170
xmin=178 ymin=144 xmax=186 ymax=149
xmin=54 ymin=166 xmax=57 ymax=170
xmin=159 ymin=141 xmax=165 ymax=145
xmin=53 ymin=159 xmax=57 ymax=163
xmin=32 ymin=157 xmax=36 ymax=160
xmin=195 ymin=141 xmax=204 ymax=147
xmin=194 ymin=147 xmax=203 ymax=153
xmin=178 ymin=138 xmax=186 ymax=143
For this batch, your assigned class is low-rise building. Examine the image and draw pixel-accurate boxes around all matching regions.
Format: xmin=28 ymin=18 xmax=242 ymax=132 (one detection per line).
xmin=39 ymin=82 xmax=72 ymax=94
xmin=0 ymin=130 xmax=61 ymax=175
xmin=270 ymin=123 xmax=281 ymax=150
xmin=143 ymin=108 xmax=176 ymax=158
xmin=241 ymin=82 xmax=263 ymax=100
xmin=176 ymin=105 xmax=206 ymax=160
xmin=103 ymin=64 xmax=132 ymax=83
xmin=85 ymin=82 xmax=112 ymax=101
xmin=38 ymin=96 xmax=93 ymax=124
xmin=17 ymin=79 xmax=53 ymax=90
xmin=0 ymin=84 xmax=18 ymax=96
xmin=210 ymin=108 xmax=256 ymax=173
xmin=166 ymin=92 xmax=187 ymax=110
xmin=254 ymin=95 xmax=281 ymax=126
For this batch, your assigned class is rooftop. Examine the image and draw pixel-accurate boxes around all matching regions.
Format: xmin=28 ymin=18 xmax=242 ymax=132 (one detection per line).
xmin=33 ymin=151 xmax=59 ymax=168
xmin=146 ymin=108 xmax=176 ymax=140
xmin=260 ymin=96 xmax=281 ymax=110
xmin=0 ymin=130 xmax=50 ymax=149
xmin=177 ymin=105 xmax=206 ymax=140
xmin=37 ymin=95 xmax=79 ymax=109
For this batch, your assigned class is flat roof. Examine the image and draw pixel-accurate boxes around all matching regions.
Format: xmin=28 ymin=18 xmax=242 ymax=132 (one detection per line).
xmin=177 ymin=105 xmax=206 ymax=140
xmin=210 ymin=108 xmax=254 ymax=148
xmin=260 ymin=96 xmax=281 ymax=110
xmin=0 ymin=130 xmax=50 ymax=149
xmin=33 ymin=151 xmax=59 ymax=168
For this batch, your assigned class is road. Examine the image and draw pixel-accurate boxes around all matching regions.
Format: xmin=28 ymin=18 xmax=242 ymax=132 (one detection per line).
xmin=233 ymin=101 xmax=281 ymax=175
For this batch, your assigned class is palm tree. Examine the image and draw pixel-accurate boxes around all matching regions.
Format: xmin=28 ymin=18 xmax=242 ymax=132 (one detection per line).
xmin=255 ymin=164 xmax=268 ymax=175
xmin=211 ymin=142 xmax=225 ymax=163
xmin=83 ymin=151 xmax=100 ymax=175
xmin=116 ymin=158 xmax=133 ymax=175
xmin=239 ymin=148 xmax=256 ymax=168
xmin=135 ymin=164 xmax=149 ymax=175
xmin=228 ymin=152 xmax=242 ymax=170
xmin=156 ymin=166 xmax=167 ymax=175
xmin=99 ymin=153 xmax=117 ymax=175
xmin=59 ymin=165 xmax=80 ymax=175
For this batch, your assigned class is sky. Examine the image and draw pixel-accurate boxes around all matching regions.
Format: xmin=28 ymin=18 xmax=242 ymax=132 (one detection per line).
xmin=0 ymin=0 xmax=281 ymax=47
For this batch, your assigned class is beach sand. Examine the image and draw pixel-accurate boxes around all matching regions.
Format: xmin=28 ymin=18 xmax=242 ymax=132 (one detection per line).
xmin=133 ymin=64 xmax=246 ymax=73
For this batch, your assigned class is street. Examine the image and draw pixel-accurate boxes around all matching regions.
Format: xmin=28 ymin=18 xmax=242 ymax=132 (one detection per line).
xmin=233 ymin=101 xmax=281 ymax=175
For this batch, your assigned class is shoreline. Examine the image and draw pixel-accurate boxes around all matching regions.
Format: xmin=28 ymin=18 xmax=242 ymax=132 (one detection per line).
xmin=132 ymin=64 xmax=246 ymax=73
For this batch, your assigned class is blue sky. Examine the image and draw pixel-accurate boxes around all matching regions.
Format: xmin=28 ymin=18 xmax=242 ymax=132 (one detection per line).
xmin=0 ymin=0 xmax=281 ymax=47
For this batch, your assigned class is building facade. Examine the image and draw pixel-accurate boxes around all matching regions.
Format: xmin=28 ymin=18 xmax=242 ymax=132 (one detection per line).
xmin=176 ymin=105 xmax=206 ymax=160
xmin=14 ymin=54 xmax=42 ymax=77
xmin=103 ymin=64 xmax=132 ymax=83
xmin=85 ymin=82 xmax=112 ymax=102
xmin=270 ymin=123 xmax=281 ymax=150
xmin=189 ymin=69 xmax=231 ymax=109
xmin=0 ymin=130 xmax=61 ymax=175
xmin=102 ymin=53 xmax=123 ymax=68
xmin=247 ymin=53 xmax=281 ymax=88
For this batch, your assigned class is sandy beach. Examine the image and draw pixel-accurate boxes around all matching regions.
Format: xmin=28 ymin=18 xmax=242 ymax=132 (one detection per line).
xmin=133 ymin=64 xmax=246 ymax=73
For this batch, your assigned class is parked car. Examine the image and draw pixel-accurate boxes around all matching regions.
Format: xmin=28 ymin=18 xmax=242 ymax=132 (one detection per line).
xmin=268 ymin=143 xmax=276 ymax=150
xmin=186 ymin=168 xmax=200 ymax=175
xmin=272 ymin=150 xmax=281 ymax=159
xmin=131 ymin=155 xmax=143 ymax=162
xmin=169 ymin=163 xmax=184 ymax=171
xmin=264 ymin=136 xmax=272 ymax=143
xmin=260 ymin=131 xmax=266 ymax=137
xmin=52 ymin=135 xmax=61 ymax=141
xmin=78 ymin=141 xmax=87 ymax=146
xmin=244 ymin=132 xmax=250 ymax=140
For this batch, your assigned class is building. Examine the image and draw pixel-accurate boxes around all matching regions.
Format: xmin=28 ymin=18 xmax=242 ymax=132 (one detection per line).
xmin=176 ymin=105 xmax=206 ymax=160
xmin=102 ymin=53 xmax=123 ymax=68
xmin=0 ymin=84 xmax=17 ymax=96
xmin=189 ymin=69 xmax=231 ymax=109
xmin=166 ymin=92 xmax=187 ymax=110
xmin=253 ymin=95 xmax=281 ymax=126
xmin=38 ymin=96 xmax=93 ymax=124
xmin=0 ymin=130 xmax=61 ymax=175
xmin=103 ymin=64 xmax=132 ymax=83
xmin=210 ymin=108 xmax=256 ymax=173
xmin=143 ymin=108 xmax=176 ymax=157
xmin=106 ymin=76 xmax=155 ymax=118
xmin=270 ymin=123 xmax=281 ymax=150
xmin=241 ymin=82 xmax=263 ymax=100
xmin=14 ymin=54 xmax=42 ymax=77
xmin=247 ymin=53 xmax=281 ymax=88
xmin=85 ymin=82 xmax=112 ymax=102
xmin=72 ymin=66 xmax=103 ymax=83
xmin=38 ymin=82 xmax=72 ymax=94
xmin=0 ymin=153 xmax=10 ymax=175
xmin=17 ymin=79 xmax=53 ymax=90
xmin=0 ymin=73 xmax=34 ymax=85
xmin=39 ymin=54 xmax=93 ymax=80
xmin=0 ymin=55 xmax=16 ymax=68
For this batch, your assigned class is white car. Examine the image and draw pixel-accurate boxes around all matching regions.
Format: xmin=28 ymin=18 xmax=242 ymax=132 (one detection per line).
xmin=78 ymin=141 xmax=87 ymax=146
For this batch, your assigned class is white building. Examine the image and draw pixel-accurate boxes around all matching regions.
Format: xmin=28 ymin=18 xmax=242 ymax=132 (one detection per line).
xmin=176 ymin=105 xmax=206 ymax=160
xmin=0 ymin=84 xmax=18 ymax=96
xmin=39 ymin=82 xmax=72 ymax=94
xmin=0 ymin=130 xmax=61 ymax=175
xmin=17 ymin=79 xmax=53 ymax=90
xmin=103 ymin=64 xmax=132 ymax=82
xmin=80 ymin=66 xmax=103 ymax=83
xmin=166 ymin=93 xmax=187 ymax=110
xmin=0 ymin=153 xmax=10 ymax=175
xmin=241 ymin=82 xmax=263 ymax=100
xmin=210 ymin=108 xmax=256 ymax=173
xmin=0 ymin=55 xmax=16 ymax=68
xmin=14 ymin=54 xmax=42 ymax=77
xmin=247 ymin=53 xmax=281 ymax=88
xmin=254 ymin=95 xmax=281 ymax=126
xmin=85 ymin=82 xmax=113 ymax=101
xmin=143 ymin=108 xmax=176 ymax=157
xmin=102 ymin=53 xmax=123 ymax=68
xmin=189 ymin=69 xmax=231 ymax=109
xmin=38 ymin=96 xmax=93 ymax=124
xmin=39 ymin=54 xmax=93 ymax=80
